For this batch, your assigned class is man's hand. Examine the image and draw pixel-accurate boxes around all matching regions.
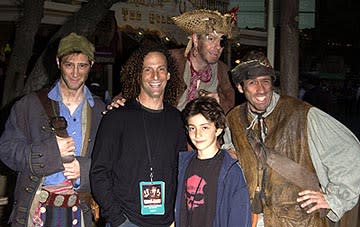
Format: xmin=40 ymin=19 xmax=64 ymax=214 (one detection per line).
xmin=56 ymin=136 xmax=75 ymax=158
xmin=63 ymin=159 xmax=80 ymax=180
xmin=297 ymin=190 xmax=329 ymax=214
xmin=227 ymin=148 xmax=238 ymax=160
xmin=103 ymin=94 xmax=126 ymax=114
xmin=198 ymin=89 xmax=220 ymax=103
xmin=206 ymin=92 xmax=220 ymax=103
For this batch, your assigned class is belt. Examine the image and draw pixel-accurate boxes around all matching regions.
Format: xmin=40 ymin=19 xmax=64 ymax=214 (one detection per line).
xmin=39 ymin=182 xmax=79 ymax=208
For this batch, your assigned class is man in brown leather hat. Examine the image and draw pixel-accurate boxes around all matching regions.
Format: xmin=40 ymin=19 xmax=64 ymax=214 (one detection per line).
xmin=227 ymin=50 xmax=360 ymax=227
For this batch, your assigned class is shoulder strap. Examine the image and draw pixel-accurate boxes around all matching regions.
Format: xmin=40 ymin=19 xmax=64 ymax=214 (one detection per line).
xmin=36 ymin=89 xmax=69 ymax=138
xmin=37 ymin=89 xmax=57 ymax=118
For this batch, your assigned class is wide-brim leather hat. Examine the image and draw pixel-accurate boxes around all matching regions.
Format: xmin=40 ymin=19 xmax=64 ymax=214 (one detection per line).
xmin=231 ymin=51 xmax=276 ymax=85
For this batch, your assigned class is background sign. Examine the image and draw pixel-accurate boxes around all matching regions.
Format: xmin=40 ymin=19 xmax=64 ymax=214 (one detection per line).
xmin=112 ymin=0 xmax=195 ymax=45
xmin=229 ymin=0 xmax=316 ymax=29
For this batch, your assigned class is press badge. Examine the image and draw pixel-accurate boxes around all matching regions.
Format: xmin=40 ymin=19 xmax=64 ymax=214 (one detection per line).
xmin=139 ymin=181 xmax=165 ymax=215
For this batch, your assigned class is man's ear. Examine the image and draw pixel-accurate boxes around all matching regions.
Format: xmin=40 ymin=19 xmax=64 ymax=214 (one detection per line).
xmin=236 ymin=84 xmax=244 ymax=94
xmin=90 ymin=61 xmax=94 ymax=67
xmin=56 ymin=58 xmax=60 ymax=68
xmin=167 ymin=72 xmax=170 ymax=80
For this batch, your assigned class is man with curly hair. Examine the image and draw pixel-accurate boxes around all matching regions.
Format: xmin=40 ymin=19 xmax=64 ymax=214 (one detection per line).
xmin=90 ymin=43 xmax=187 ymax=227
xmin=118 ymin=41 xmax=184 ymax=107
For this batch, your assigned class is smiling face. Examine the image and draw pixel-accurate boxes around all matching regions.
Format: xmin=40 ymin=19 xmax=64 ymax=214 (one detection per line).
xmin=237 ymin=75 xmax=273 ymax=113
xmin=187 ymin=113 xmax=223 ymax=158
xmin=194 ymin=32 xmax=225 ymax=65
xmin=58 ymin=53 xmax=92 ymax=92
xmin=139 ymin=51 xmax=170 ymax=101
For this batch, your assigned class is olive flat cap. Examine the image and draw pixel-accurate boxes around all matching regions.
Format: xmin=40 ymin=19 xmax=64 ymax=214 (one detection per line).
xmin=57 ymin=32 xmax=95 ymax=61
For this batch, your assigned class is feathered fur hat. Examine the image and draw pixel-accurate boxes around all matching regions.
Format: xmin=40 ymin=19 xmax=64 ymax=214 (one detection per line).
xmin=172 ymin=9 xmax=233 ymax=37
xmin=172 ymin=9 xmax=234 ymax=56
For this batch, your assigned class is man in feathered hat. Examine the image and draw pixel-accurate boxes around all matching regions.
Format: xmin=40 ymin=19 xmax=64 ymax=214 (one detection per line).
xmin=170 ymin=9 xmax=235 ymax=112
xmin=109 ymin=9 xmax=235 ymax=114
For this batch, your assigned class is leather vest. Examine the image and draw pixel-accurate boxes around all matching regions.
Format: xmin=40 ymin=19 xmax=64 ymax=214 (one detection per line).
xmin=227 ymin=95 xmax=329 ymax=227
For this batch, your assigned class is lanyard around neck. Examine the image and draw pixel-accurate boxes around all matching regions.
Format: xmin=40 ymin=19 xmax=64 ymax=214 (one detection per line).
xmin=142 ymin=110 xmax=154 ymax=182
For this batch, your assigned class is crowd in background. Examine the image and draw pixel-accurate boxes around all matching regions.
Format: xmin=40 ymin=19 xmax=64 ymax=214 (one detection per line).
xmin=298 ymin=77 xmax=360 ymax=138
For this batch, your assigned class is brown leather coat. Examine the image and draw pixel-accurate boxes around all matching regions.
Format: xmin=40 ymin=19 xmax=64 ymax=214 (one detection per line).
xmin=227 ymin=95 xmax=330 ymax=227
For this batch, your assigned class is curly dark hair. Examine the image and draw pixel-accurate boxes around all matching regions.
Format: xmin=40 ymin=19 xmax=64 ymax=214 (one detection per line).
xmin=120 ymin=42 xmax=183 ymax=106
xmin=182 ymin=96 xmax=226 ymax=131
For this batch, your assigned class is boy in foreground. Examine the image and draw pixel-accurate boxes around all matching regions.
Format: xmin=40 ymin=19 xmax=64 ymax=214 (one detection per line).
xmin=175 ymin=96 xmax=252 ymax=227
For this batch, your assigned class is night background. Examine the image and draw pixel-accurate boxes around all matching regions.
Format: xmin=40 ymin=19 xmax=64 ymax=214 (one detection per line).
xmin=0 ymin=0 xmax=360 ymax=225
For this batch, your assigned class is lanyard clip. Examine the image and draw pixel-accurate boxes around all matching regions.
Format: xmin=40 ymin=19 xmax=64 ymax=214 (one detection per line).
xmin=150 ymin=167 xmax=153 ymax=182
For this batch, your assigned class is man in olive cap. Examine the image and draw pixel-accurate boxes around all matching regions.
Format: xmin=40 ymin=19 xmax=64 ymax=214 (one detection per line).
xmin=0 ymin=32 xmax=105 ymax=227
xmin=109 ymin=9 xmax=235 ymax=114
xmin=226 ymin=50 xmax=360 ymax=227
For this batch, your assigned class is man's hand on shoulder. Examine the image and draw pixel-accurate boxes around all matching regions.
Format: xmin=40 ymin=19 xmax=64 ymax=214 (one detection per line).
xmin=103 ymin=93 xmax=127 ymax=115
xmin=198 ymin=89 xmax=220 ymax=104
xmin=227 ymin=148 xmax=238 ymax=160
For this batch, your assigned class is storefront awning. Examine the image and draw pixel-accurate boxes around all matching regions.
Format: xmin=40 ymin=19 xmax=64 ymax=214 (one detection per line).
xmin=111 ymin=2 xmax=190 ymax=45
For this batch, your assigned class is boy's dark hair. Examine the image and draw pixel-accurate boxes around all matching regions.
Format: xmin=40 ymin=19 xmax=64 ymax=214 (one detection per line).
xmin=182 ymin=96 xmax=226 ymax=131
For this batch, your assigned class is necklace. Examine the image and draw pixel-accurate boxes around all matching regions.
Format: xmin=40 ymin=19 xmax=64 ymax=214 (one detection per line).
xmin=136 ymin=96 xmax=164 ymax=110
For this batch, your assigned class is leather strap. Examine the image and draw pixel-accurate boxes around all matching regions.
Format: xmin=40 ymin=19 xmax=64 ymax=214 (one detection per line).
xmin=246 ymin=131 xmax=321 ymax=191
xmin=267 ymin=148 xmax=320 ymax=191
xmin=37 ymin=89 xmax=68 ymax=137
